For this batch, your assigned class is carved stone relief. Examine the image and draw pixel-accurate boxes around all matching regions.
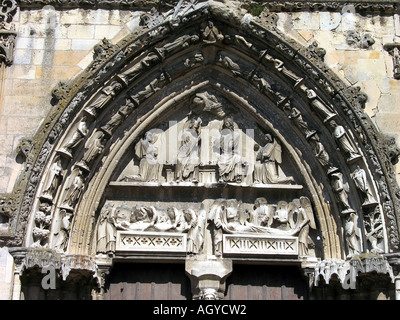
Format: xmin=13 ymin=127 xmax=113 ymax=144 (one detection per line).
xmin=3 ymin=0 xmax=399 ymax=300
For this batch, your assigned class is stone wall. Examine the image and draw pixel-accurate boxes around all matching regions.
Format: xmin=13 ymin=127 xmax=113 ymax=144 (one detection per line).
xmin=0 ymin=3 xmax=399 ymax=193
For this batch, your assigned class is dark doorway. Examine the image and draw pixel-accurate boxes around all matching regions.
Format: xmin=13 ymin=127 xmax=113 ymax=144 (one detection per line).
xmin=103 ymin=262 xmax=191 ymax=300
xmin=224 ymin=264 xmax=308 ymax=300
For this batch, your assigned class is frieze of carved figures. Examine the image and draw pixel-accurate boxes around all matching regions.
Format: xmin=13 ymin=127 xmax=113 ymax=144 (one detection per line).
xmin=95 ymin=202 xmax=205 ymax=255
xmin=209 ymin=197 xmax=316 ymax=257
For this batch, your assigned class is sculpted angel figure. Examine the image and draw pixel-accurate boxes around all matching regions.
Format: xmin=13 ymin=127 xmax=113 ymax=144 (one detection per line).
xmin=254 ymin=133 xmax=295 ymax=184
xmin=291 ymin=197 xmax=316 ymax=257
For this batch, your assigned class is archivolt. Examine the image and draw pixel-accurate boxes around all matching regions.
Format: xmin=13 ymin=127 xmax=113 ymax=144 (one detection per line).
xmin=7 ymin=2 xmax=399 ymax=260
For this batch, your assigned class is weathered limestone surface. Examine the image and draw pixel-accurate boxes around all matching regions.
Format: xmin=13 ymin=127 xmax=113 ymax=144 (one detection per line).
xmin=0 ymin=0 xmax=399 ymax=301
xmin=0 ymin=4 xmax=398 ymax=193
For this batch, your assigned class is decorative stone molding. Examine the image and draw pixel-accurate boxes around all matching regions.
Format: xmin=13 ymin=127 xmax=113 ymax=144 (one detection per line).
xmin=314 ymin=253 xmax=395 ymax=289
xmin=16 ymin=0 xmax=400 ymax=14
xmin=1 ymin=0 xmax=399 ymax=274
xmin=384 ymin=43 xmax=400 ymax=80
xmin=0 ymin=0 xmax=17 ymax=66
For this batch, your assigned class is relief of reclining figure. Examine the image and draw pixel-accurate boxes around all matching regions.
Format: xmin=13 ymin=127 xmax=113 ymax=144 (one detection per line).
xmin=210 ymin=197 xmax=316 ymax=256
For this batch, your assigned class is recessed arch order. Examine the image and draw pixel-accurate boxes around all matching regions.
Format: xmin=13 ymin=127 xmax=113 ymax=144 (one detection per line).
xmin=10 ymin=1 xmax=400 ymax=276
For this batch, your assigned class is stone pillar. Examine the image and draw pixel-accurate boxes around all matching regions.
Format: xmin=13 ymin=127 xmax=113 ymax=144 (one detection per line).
xmin=185 ymin=255 xmax=232 ymax=300
xmin=0 ymin=247 xmax=14 ymax=299
xmin=7 ymin=247 xmax=27 ymax=300
xmin=385 ymin=253 xmax=400 ymax=300
xmin=92 ymin=255 xmax=113 ymax=300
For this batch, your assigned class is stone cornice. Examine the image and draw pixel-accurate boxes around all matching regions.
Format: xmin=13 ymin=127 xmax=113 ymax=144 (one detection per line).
xmin=16 ymin=0 xmax=400 ymax=14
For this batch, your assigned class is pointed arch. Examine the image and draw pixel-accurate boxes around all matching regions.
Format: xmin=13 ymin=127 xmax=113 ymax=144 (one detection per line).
xmin=5 ymin=2 xmax=399 ymax=271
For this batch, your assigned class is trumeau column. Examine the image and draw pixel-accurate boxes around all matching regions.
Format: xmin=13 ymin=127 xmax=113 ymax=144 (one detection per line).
xmin=185 ymin=255 xmax=232 ymax=300
xmin=7 ymin=247 xmax=27 ymax=300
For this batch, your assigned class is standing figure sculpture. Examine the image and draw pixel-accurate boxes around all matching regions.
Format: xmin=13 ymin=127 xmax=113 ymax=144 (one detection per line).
xmin=254 ymin=133 xmax=294 ymax=184
xmin=96 ymin=203 xmax=117 ymax=255
xmin=350 ymin=165 xmax=377 ymax=206
xmin=329 ymin=120 xmax=361 ymax=163
xmin=176 ymin=118 xmax=202 ymax=183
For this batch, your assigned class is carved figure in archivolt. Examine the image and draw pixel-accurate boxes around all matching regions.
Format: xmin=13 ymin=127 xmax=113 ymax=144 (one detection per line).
xmin=201 ymin=21 xmax=224 ymax=43
xmin=254 ymin=133 xmax=294 ymax=184
xmin=344 ymin=211 xmax=362 ymax=258
xmin=309 ymin=134 xmax=338 ymax=174
xmin=130 ymin=71 xmax=170 ymax=105
xmin=52 ymin=209 xmax=72 ymax=253
xmin=350 ymin=165 xmax=378 ymax=207
xmin=305 ymin=88 xmax=336 ymax=123
xmin=364 ymin=207 xmax=384 ymax=254
xmin=84 ymin=81 xmax=123 ymax=117
xmin=154 ymin=34 xmax=199 ymax=59
xmin=216 ymin=117 xmax=245 ymax=183
xmin=77 ymin=130 xmax=106 ymax=172
xmin=283 ymin=102 xmax=316 ymax=139
xmin=192 ymin=91 xmax=226 ymax=119
xmin=61 ymin=170 xmax=85 ymax=210
xmin=101 ymin=98 xmax=135 ymax=135
xmin=260 ymin=49 xmax=303 ymax=86
xmin=96 ymin=203 xmax=117 ymax=255
xmin=176 ymin=117 xmax=202 ymax=183
xmin=41 ymin=156 xmax=63 ymax=201
xmin=329 ymin=120 xmax=362 ymax=163
xmin=330 ymin=171 xmax=356 ymax=215
xmin=118 ymin=51 xmax=160 ymax=85
xmin=58 ymin=116 xmax=89 ymax=158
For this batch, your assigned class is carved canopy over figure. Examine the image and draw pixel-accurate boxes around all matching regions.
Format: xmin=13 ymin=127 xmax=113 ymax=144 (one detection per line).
xmin=254 ymin=133 xmax=295 ymax=184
